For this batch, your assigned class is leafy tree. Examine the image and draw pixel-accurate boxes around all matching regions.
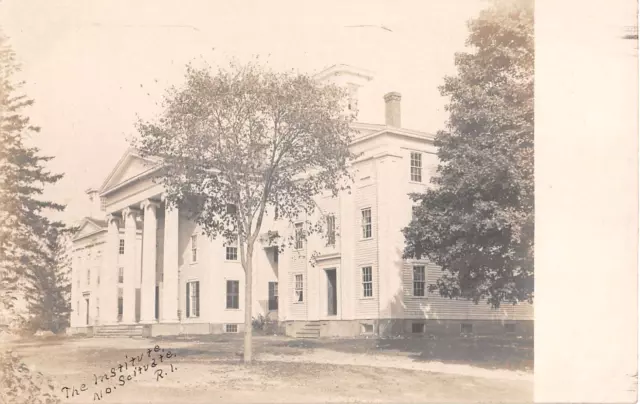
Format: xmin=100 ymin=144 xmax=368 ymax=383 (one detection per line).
xmin=0 ymin=31 xmax=66 ymax=319
xmin=135 ymin=61 xmax=356 ymax=362
xmin=23 ymin=225 xmax=73 ymax=334
xmin=403 ymin=0 xmax=534 ymax=308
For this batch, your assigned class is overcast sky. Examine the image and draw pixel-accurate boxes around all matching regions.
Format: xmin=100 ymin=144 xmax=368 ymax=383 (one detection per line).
xmin=2 ymin=0 xmax=490 ymax=224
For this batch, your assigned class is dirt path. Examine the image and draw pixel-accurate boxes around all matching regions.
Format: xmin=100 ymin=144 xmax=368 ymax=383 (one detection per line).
xmin=257 ymin=348 xmax=532 ymax=382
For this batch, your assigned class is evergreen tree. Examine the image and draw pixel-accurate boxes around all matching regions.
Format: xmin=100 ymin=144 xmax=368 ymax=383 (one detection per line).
xmin=23 ymin=225 xmax=72 ymax=333
xmin=0 ymin=31 xmax=66 ymax=319
xmin=403 ymin=0 xmax=534 ymax=308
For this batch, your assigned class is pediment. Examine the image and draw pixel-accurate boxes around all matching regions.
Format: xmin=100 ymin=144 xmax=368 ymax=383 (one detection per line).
xmin=99 ymin=149 xmax=161 ymax=195
xmin=73 ymin=218 xmax=107 ymax=241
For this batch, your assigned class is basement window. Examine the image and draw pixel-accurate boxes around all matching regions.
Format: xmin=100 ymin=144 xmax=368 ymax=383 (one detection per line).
xmin=461 ymin=323 xmax=473 ymax=334
xmin=411 ymin=322 xmax=425 ymax=333
xmin=504 ymin=323 xmax=516 ymax=333
xmin=361 ymin=323 xmax=374 ymax=334
xmin=225 ymin=324 xmax=238 ymax=333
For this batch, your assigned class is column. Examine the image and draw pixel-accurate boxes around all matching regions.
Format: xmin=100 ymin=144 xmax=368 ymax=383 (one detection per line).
xmin=122 ymin=207 xmax=139 ymax=323
xmin=140 ymin=199 xmax=159 ymax=323
xmin=103 ymin=214 xmax=120 ymax=324
xmin=162 ymin=200 xmax=180 ymax=322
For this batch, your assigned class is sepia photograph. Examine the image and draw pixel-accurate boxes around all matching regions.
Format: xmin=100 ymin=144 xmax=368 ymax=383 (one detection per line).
xmin=0 ymin=0 xmax=636 ymax=403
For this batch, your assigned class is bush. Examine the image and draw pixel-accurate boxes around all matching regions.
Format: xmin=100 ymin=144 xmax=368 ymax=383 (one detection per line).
xmin=0 ymin=350 xmax=60 ymax=404
xmin=252 ymin=314 xmax=267 ymax=331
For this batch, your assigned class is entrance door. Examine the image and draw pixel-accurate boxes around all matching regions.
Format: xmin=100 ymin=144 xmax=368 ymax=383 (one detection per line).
xmin=85 ymin=298 xmax=90 ymax=325
xmin=326 ymin=269 xmax=337 ymax=316
xmin=155 ymin=286 xmax=159 ymax=320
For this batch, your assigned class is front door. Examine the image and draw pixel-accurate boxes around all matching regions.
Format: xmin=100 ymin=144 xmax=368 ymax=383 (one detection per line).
xmin=326 ymin=269 xmax=337 ymax=316
xmin=85 ymin=298 xmax=90 ymax=325
xmin=155 ymin=286 xmax=159 ymax=320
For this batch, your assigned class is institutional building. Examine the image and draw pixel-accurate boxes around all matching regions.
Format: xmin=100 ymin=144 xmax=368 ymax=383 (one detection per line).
xmin=69 ymin=65 xmax=533 ymax=338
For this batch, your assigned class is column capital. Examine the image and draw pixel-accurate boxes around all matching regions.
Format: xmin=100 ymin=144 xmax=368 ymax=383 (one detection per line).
xmin=122 ymin=207 xmax=140 ymax=221
xmin=106 ymin=214 xmax=120 ymax=226
xmin=140 ymin=199 xmax=161 ymax=212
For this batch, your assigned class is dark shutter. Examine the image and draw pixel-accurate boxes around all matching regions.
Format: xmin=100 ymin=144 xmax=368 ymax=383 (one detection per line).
xmin=194 ymin=281 xmax=200 ymax=317
xmin=186 ymin=282 xmax=190 ymax=318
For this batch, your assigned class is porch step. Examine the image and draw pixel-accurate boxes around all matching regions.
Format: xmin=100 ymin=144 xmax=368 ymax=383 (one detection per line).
xmin=294 ymin=322 xmax=322 ymax=339
xmin=94 ymin=324 xmax=144 ymax=338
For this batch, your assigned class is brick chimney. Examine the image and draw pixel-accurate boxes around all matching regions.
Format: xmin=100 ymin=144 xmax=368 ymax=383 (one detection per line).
xmin=384 ymin=92 xmax=401 ymax=127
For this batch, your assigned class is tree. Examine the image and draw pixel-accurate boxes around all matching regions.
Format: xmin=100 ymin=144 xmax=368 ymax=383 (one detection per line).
xmin=0 ymin=31 xmax=66 ymax=317
xmin=135 ymin=61 xmax=356 ymax=362
xmin=403 ymin=0 xmax=534 ymax=308
xmin=23 ymin=225 xmax=73 ymax=334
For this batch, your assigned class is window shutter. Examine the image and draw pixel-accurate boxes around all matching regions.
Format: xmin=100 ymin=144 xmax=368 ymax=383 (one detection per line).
xmin=186 ymin=283 xmax=190 ymax=318
xmin=194 ymin=281 xmax=200 ymax=317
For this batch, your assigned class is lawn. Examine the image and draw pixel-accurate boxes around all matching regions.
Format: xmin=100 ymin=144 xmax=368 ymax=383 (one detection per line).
xmin=4 ymin=334 xmax=533 ymax=403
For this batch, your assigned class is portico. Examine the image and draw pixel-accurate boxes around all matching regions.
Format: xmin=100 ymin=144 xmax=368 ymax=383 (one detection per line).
xmin=97 ymin=196 xmax=179 ymax=327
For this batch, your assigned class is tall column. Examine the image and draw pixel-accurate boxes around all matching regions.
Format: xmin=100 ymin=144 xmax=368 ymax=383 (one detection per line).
xmin=103 ymin=214 xmax=120 ymax=324
xmin=140 ymin=199 xmax=159 ymax=323
xmin=162 ymin=200 xmax=180 ymax=322
xmin=122 ymin=207 xmax=139 ymax=323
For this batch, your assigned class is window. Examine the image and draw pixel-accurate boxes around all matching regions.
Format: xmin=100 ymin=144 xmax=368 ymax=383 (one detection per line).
xmin=461 ymin=323 xmax=473 ymax=334
xmin=225 ymin=324 xmax=238 ymax=333
xmin=268 ymin=282 xmax=278 ymax=311
xmin=294 ymin=222 xmax=304 ymax=250
xmin=326 ymin=215 xmax=336 ymax=246
xmin=361 ymin=208 xmax=372 ymax=239
xmin=294 ymin=274 xmax=304 ymax=302
xmin=191 ymin=234 xmax=198 ymax=263
xmin=226 ymin=280 xmax=239 ymax=309
xmin=410 ymin=152 xmax=422 ymax=182
xmin=87 ymin=269 xmax=91 ymax=285
xmin=362 ymin=266 xmax=373 ymax=297
xmin=100 ymin=197 xmax=106 ymax=212
xmin=413 ymin=266 xmax=426 ymax=297
xmin=118 ymin=267 xmax=124 ymax=284
xmin=412 ymin=322 xmax=426 ymax=333
xmin=225 ymin=236 xmax=238 ymax=261
xmin=119 ymin=239 xmax=125 ymax=255
xmin=186 ymin=281 xmax=200 ymax=318
xmin=361 ymin=323 xmax=374 ymax=334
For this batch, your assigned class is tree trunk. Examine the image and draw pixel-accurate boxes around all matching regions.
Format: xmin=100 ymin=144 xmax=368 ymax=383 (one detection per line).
xmin=243 ymin=242 xmax=254 ymax=363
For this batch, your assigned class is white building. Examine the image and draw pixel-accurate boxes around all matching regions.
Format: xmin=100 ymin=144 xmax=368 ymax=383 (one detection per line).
xmin=69 ymin=65 xmax=533 ymax=338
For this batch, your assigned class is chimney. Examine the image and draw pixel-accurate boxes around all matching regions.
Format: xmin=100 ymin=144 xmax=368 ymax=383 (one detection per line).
xmin=384 ymin=92 xmax=402 ymax=127
xmin=86 ymin=188 xmax=102 ymax=218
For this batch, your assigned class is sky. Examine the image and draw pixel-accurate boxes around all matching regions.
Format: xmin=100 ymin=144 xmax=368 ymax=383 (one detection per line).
xmin=1 ymin=0 xmax=489 ymax=224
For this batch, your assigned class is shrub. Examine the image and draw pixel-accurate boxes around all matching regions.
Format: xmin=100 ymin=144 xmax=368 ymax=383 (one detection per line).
xmin=0 ymin=350 xmax=60 ymax=404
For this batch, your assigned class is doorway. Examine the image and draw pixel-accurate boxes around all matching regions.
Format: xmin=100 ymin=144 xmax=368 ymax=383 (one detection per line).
xmin=325 ymin=268 xmax=337 ymax=316
xmin=85 ymin=298 xmax=90 ymax=325
xmin=155 ymin=286 xmax=159 ymax=320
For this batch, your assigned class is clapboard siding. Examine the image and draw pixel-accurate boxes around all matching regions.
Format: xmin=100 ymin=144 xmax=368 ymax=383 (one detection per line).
xmin=402 ymin=261 xmax=533 ymax=320
xmin=354 ymin=172 xmax=380 ymax=319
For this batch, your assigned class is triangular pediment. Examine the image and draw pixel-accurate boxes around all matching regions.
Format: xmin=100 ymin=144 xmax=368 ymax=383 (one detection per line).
xmin=99 ymin=149 xmax=161 ymax=194
xmin=73 ymin=218 xmax=107 ymax=241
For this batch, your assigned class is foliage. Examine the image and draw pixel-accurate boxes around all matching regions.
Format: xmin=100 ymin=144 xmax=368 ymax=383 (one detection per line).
xmin=135 ymin=60 xmax=356 ymax=361
xmin=403 ymin=0 xmax=534 ymax=308
xmin=0 ymin=31 xmax=66 ymax=317
xmin=0 ymin=350 xmax=61 ymax=404
xmin=23 ymin=226 xmax=74 ymax=334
